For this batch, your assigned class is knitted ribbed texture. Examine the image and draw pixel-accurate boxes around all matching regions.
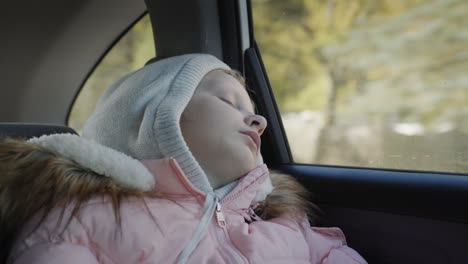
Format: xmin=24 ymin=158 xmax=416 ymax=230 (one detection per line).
xmin=83 ymin=54 xmax=229 ymax=195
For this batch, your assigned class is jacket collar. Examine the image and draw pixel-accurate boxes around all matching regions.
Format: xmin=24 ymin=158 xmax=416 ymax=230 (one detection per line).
xmin=141 ymin=158 xmax=269 ymax=210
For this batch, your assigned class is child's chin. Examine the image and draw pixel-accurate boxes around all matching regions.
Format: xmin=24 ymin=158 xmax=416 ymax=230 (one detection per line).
xmin=242 ymin=161 xmax=261 ymax=175
xmin=230 ymin=161 xmax=254 ymax=176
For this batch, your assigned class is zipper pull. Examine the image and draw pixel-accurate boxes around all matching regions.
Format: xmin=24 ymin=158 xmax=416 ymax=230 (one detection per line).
xmin=215 ymin=202 xmax=226 ymax=228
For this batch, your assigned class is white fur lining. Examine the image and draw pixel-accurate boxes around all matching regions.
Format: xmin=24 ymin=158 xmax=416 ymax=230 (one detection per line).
xmin=253 ymin=176 xmax=273 ymax=203
xmin=28 ymin=134 xmax=155 ymax=191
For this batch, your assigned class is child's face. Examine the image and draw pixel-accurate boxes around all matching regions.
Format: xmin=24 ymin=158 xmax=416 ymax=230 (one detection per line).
xmin=180 ymin=70 xmax=267 ymax=189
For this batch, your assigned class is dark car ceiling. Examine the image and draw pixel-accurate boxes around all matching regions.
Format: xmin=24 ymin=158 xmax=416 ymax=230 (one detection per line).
xmin=0 ymin=0 xmax=146 ymax=123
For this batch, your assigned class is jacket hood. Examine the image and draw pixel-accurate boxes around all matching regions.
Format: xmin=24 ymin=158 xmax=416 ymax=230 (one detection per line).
xmin=29 ymin=133 xmax=155 ymax=190
xmin=0 ymin=136 xmax=316 ymax=263
xmin=0 ymin=134 xmax=313 ymax=219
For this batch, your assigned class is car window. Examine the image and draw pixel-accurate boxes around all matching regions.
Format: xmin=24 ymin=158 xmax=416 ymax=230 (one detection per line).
xmin=68 ymin=15 xmax=154 ymax=133
xmin=252 ymin=0 xmax=468 ymax=174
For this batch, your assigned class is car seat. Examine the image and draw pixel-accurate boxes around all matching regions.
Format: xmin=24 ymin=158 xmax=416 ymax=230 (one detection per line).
xmin=0 ymin=123 xmax=78 ymax=138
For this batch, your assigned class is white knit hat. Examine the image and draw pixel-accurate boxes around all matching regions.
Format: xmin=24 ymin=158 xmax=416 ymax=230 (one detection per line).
xmin=82 ymin=54 xmax=272 ymax=199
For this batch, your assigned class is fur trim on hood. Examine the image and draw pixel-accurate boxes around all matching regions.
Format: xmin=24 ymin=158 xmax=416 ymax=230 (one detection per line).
xmin=28 ymin=133 xmax=155 ymax=190
xmin=0 ymin=137 xmax=317 ymax=262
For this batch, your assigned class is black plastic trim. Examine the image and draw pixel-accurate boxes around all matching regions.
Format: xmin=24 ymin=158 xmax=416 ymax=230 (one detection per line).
xmin=246 ymin=0 xmax=255 ymax=47
xmin=244 ymin=47 xmax=292 ymax=165
xmin=218 ymin=0 xmax=243 ymax=71
xmin=282 ymin=163 xmax=468 ymax=223
xmin=145 ymin=0 xmax=223 ymax=61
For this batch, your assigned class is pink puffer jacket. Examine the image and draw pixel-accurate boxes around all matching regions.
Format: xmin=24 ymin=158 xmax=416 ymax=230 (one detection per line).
xmin=8 ymin=158 xmax=366 ymax=264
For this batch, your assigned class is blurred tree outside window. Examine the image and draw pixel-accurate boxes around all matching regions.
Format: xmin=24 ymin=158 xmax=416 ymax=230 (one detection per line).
xmin=252 ymin=0 xmax=468 ymax=173
xmin=68 ymin=15 xmax=155 ymax=133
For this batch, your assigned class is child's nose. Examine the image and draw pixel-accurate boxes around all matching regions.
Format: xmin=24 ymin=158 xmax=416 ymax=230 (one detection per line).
xmin=245 ymin=114 xmax=267 ymax=136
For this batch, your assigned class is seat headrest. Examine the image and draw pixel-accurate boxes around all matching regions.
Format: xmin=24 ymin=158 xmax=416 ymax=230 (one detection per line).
xmin=0 ymin=123 xmax=78 ymax=139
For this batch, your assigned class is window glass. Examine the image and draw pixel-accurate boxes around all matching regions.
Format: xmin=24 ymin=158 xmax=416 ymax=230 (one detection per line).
xmin=252 ymin=0 xmax=468 ymax=173
xmin=68 ymin=15 xmax=154 ymax=133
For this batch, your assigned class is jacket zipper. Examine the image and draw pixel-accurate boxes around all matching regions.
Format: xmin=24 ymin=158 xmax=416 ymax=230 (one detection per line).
xmin=215 ymin=202 xmax=226 ymax=227
xmin=214 ymin=202 xmax=249 ymax=263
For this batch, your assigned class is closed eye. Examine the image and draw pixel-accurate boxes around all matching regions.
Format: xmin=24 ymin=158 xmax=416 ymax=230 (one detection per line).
xmin=219 ymin=97 xmax=236 ymax=107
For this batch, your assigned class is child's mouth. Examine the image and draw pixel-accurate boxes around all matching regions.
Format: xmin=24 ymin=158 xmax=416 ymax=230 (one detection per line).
xmin=240 ymin=131 xmax=261 ymax=151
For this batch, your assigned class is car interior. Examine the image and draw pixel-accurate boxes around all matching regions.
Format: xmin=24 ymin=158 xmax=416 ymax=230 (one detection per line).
xmin=2 ymin=0 xmax=468 ymax=263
